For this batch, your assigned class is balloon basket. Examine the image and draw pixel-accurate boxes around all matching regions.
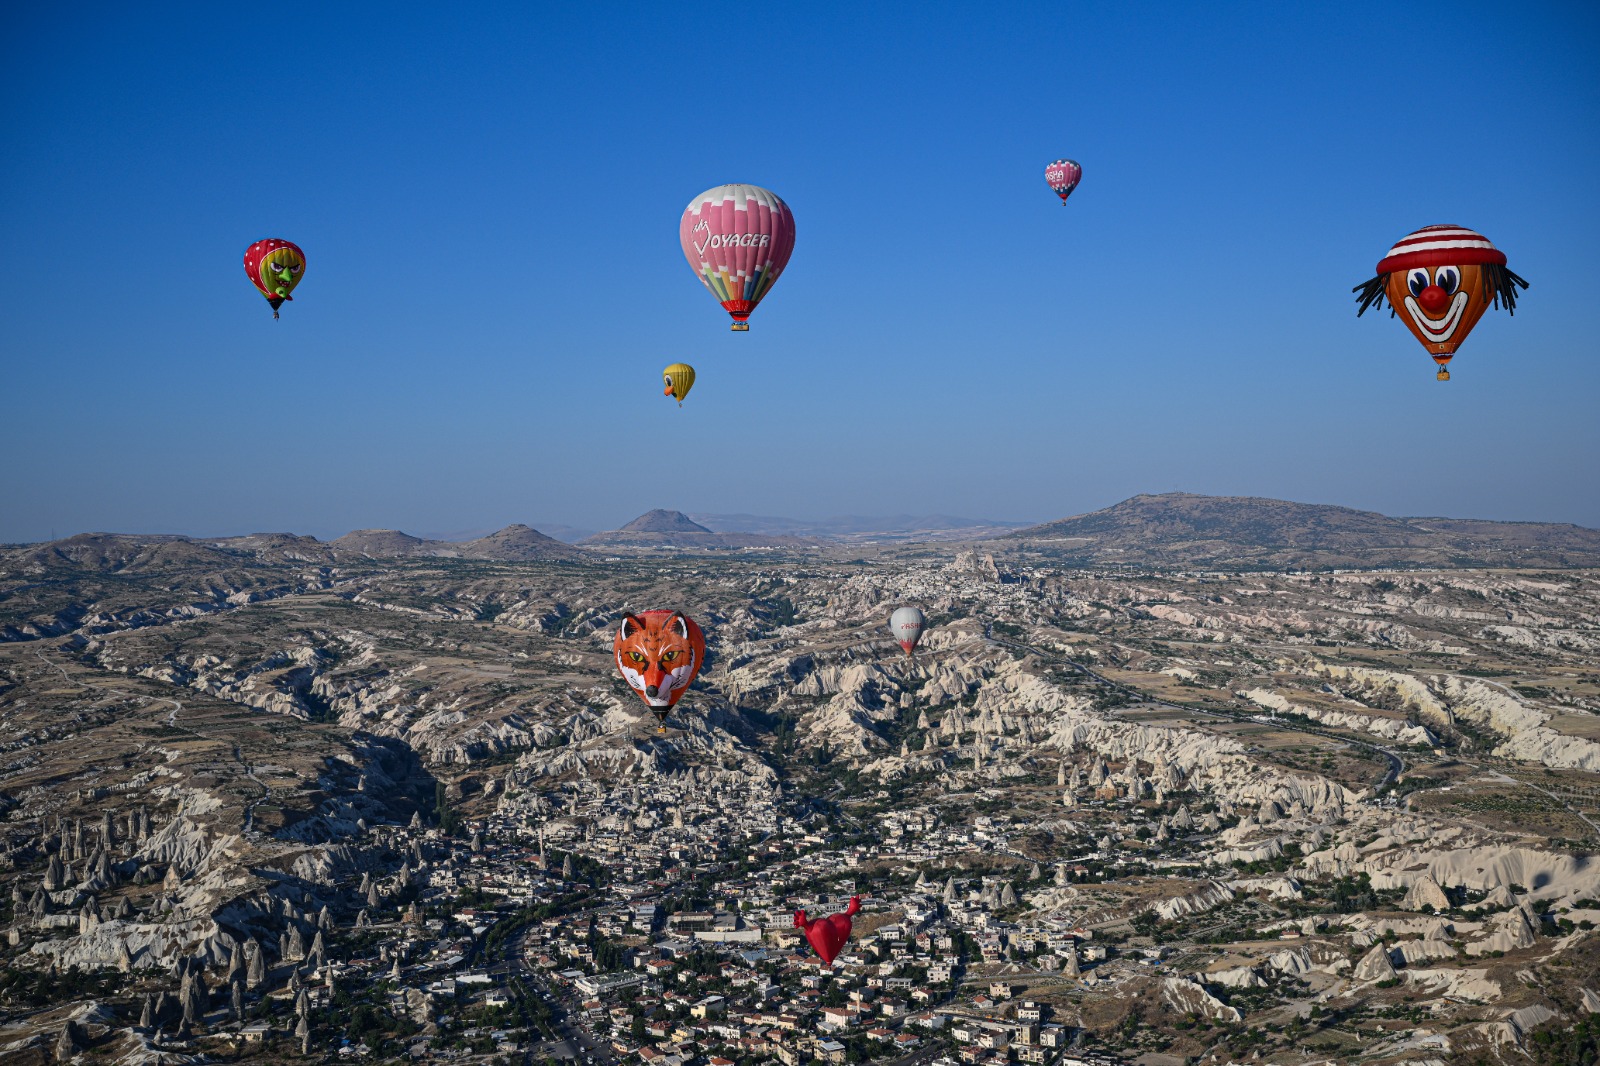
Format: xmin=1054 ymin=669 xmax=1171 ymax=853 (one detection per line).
xmin=730 ymin=322 xmax=749 ymax=332
xmin=1436 ymin=369 xmax=1450 ymax=381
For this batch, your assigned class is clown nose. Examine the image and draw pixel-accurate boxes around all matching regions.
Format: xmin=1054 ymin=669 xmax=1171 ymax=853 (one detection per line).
xmin=1418 ymin=285 xmax=1450 ymax=315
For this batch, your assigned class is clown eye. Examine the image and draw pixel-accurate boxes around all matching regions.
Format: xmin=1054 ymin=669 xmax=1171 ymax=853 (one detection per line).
xmin=1433 ymin=266 xmax=1458 ymax=295
xmin=628 ymin=651 xmax=644 ymax=663
xmin=1407 ymin=269 xmax=1430 ymax=297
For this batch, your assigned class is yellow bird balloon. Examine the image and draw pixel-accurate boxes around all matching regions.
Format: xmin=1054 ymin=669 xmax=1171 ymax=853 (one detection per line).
xmin=662 ymin=363 xmax=695 ymax=406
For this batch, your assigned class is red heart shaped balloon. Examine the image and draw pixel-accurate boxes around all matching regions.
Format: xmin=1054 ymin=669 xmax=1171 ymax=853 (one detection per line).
xmin=794 ymin=896 xmax=860 ymax=967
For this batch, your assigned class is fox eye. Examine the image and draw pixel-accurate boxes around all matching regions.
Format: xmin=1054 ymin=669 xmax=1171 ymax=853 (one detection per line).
xmin=1433 ymin=266 xmax=1458 ymax=295
xmin=662 ymin=650 xmax=679 ymax=662
xmin=628 ymin=651 xmax=644 ymax=663
xmin=1407 ymin=269 xmax=1430 ymax=297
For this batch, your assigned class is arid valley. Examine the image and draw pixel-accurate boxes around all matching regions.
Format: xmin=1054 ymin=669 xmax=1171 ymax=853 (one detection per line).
xmin=3 ymin=495 xmax=1600 ymax=1066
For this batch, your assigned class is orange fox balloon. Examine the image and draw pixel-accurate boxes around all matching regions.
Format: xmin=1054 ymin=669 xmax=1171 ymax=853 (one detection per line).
xmin=613 ymin=610 xmax=706 ymax=724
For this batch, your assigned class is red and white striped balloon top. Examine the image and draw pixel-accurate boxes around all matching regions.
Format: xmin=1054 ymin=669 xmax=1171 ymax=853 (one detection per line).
xmin=1376 ymin=225 xmax=1506 ymax=274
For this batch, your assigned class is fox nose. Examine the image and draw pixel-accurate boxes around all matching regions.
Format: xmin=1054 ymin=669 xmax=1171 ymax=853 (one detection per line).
xmin=1418 ymin=284 xmax=1450 ymax=315
xmin=645 ymin=684 xmax=659 ymax=698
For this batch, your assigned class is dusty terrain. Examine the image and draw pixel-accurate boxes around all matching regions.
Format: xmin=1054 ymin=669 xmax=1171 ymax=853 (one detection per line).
xmin=1 ymin=506 xmax=1598 ymax=1063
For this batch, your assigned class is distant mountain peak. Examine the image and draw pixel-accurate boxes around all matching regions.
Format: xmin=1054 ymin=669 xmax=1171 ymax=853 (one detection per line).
xmin=1004 ymin=492 xmax=1600 ymax=569
xmin=328 ymin=524 xmax=582 ymax=561
xmin=618 ymin=510 xmax=712 ymax=534
xmin=330 ymin=529 xmax=429 ymax=554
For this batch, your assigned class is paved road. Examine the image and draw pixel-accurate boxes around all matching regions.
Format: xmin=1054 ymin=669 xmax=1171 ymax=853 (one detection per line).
xmin=882 ymin=1044 xmax=943 ymax=1066
xmin=983 ymin=624 xmax=1407 ymax=793
xmin=471 ymin=902 xmax=618 ymax=1066
xmin=520 ymin=972 xmax=616 ymax=1066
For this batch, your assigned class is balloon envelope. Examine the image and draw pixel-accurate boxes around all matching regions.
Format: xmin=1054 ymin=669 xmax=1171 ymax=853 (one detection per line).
xmin=662 ymin=363 xmax=696 ymax=406
xmin=243 ymin=238 xmax=306 ymax=317
xmin=1044 ymin=159 xmax=1082 ymax=204
xmin=613 ymin=610 xmax=706 ymax=722
xmin=794 ymin=897 xmax=859 ymax=966
xmin=890 ymin=606 xmax=927 ymax=656
xmin=679 ymin=184 xmax=795 ymax=331
xmin=1354 ymin=224 xmax=1527 ymax=381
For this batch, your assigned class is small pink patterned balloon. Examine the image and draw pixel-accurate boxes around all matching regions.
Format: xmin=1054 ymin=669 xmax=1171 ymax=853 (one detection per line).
xmin=1045 ymin=159 xmax=1082 ymax=205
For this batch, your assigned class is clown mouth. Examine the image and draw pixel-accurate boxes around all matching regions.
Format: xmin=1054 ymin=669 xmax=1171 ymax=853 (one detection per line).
xmin=1403 ymin=291 xmax=1469 ymax=343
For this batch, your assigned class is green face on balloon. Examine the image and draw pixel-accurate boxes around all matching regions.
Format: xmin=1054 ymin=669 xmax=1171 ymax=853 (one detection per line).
xmin=259 ymin=247 xmax=305 ymax=298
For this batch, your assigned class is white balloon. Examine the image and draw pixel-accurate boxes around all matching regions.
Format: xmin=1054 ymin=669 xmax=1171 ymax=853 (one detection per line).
xmin=889 ymin=606 xmax=927 ymax=656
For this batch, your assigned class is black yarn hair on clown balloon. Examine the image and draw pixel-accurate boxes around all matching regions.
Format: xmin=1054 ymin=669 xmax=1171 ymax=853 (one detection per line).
xmin=1352 ymin=262 xmax=1529 ymax=318
xmin=1482 ymin=262 xmax=1530 ymax=314
xmin=1352 ymin=274 xmax=1393 ymax=318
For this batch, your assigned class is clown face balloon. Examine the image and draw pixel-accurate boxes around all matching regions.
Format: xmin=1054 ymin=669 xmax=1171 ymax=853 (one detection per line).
xmin=1354 ymin=225 xmax=1528 ymax=380
xmin=613 ymin=610 xmax=706 ymax=725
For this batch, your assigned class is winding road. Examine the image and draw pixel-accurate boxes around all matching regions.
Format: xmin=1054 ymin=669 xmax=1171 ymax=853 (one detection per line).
xmin=35 ymin=645 xmax=185 ymax=730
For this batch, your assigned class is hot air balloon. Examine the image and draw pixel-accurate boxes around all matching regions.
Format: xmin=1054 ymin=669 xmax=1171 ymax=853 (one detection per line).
xmin=1354 ymin=225 xmax=1528 ymax=381
xmin=613 ymin=610 xmax=706 ymax=726
xmin=243 ymin=238 xmax=306 ymax=319
xmin=794 ymin=896 xmax=860 ymax=967
xmin=1044 ymin=159 xmax=1082 ymax=205
xmin=663 ymin=363 xmax=696 ymax=406
xmin=890 ymin=606 xmax=927 ymax=657
xmin=679 ymin=184 xmax=796 ymax=331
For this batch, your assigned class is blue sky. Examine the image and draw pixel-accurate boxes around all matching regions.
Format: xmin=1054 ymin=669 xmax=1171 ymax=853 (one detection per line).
xmin=2 ymin=1 xmax=1597 ymax=542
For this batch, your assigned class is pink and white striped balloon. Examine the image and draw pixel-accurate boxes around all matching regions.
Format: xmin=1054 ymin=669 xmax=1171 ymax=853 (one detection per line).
xmin=1045 ymin=159 xmax=1082 ymax=205
xmin=679 ymin=184 xmax=796 ymax=331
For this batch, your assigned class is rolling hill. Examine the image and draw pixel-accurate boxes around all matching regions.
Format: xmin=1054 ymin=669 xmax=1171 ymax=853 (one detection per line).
xmin=1005 ymin=493 xmax=1600 ymax=569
